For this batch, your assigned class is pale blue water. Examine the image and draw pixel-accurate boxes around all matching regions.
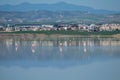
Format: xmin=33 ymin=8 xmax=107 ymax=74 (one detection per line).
xmin=0 ymin=37 xmax=120 ymax=80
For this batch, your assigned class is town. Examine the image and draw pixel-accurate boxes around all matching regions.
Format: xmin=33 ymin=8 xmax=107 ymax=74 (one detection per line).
xmin=0 ymin=23 xmax=120 ymax=32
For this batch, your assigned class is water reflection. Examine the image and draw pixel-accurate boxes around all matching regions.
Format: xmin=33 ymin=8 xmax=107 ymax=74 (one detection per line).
xmin=2 ymin=37 xmax=120 ymax=47
xmin=0 ymin=37 xmax=120 ymax=67
xmin=0 ymin=37 xmax=120 ymax=80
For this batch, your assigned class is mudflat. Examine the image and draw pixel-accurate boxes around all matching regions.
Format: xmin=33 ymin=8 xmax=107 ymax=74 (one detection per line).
xmin=0 ymin=33 xmax=120 ymax=39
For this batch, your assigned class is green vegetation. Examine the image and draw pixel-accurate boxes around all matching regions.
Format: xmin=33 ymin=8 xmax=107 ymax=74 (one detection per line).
xmin=0 ymin=30 xmax=120 ymax=35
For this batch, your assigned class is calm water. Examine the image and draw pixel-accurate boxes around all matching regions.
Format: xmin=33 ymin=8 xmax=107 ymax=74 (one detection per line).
xmin=0 ymin=37 xmax=120 ymax=80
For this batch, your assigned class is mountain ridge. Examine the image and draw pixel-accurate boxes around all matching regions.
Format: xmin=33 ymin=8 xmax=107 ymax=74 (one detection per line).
xmin=0 ymin=2 xmax=119 ymax=14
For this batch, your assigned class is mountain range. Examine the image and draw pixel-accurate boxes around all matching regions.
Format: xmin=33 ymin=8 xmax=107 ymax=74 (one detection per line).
xmin=0 ymin=2 xmax=119 ymax=14
xmin=0 ymin=2 xmax=120 ymax=24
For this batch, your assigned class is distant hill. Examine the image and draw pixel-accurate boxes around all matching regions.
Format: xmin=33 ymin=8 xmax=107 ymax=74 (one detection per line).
xmin=0 ymin=2 xmax=119 ymax=14
xmin=0 ymin=10 xmax=120 ymax=24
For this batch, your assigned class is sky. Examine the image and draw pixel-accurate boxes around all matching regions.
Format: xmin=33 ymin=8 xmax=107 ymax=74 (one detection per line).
xmin=0 ymin=0 xmax=120 ymax=11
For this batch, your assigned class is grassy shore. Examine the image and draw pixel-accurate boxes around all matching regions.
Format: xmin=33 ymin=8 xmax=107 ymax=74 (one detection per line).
xmin=0 ymin=30 xmax=120 ymax=35
xmin=0 ymin=30 xmax=120 ymax=38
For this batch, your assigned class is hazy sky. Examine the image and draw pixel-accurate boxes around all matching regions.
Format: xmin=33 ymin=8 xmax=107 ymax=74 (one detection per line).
xmin=0 ymin=0 xmax=120 ymax=11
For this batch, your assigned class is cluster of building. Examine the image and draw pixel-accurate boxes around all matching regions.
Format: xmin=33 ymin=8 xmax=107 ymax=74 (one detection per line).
xmin=0 ymin=23 xmax=120 ymax=32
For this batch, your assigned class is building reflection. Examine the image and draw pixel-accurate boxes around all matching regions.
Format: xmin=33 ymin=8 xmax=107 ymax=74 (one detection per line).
xmin=0 ymin=37 xmax=120 ymax=61
xmin=2 ymin=37 xmax=120 ymax=50
xmin=4 ymin=39 xmax=13 ymax=50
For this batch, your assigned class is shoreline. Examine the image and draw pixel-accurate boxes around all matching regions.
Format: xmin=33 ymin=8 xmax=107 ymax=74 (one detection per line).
xmin=0 ymin=30 xmax=120 ymax=39
xmin=0 ymin=33 xmax=120 ymax=39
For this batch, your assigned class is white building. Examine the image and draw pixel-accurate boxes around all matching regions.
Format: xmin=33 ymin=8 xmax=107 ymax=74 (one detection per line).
xmin=41 ymin=25 xmax=54 ymax=28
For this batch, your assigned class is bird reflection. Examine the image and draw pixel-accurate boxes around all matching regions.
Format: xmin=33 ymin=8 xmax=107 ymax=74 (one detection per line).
xmin=59 ymin=42 xmax=63 ymax=53
xmin=59 ymin=46 xmax=63 ymax=53
xmin=31 ymin=41 xmax=37 ymax=53
xmin=83 ymin=47 xmax=87 ymax=53
xmin=15 ymin=43 xmax=19 ymax=51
